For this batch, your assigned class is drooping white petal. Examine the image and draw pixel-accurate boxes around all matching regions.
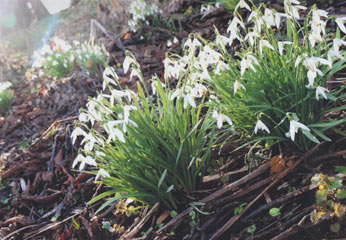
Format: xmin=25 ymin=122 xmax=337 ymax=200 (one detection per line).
xmin=254 ymin=119 xmax=270 ymax=134
xmin=336 ymin=17 xmax=346 ymax=34
xmin=315 ymin=86 xmax=329 ymax=100
xmin=95 ymin=168 xmax=110 ymax=181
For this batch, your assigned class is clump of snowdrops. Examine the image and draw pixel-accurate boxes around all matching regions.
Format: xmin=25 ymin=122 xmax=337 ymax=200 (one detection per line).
xmin=0 ymin=81 xmax=15 ymax=116
xmin=165 ymin=0 xmax=346 ymax=151
xmin=71 ymin=52 xmax=217 ymax=210
xmin=128 ymin=0 xmax=161 ymax=32
xmin=33 ymin=37 xmax=108 ymax=78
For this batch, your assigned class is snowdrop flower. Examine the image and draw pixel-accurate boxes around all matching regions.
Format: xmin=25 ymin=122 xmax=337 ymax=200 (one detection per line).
xmin=81 ymin=133 xmax=100 ymax=151
xmin=289 ymin=120 xmax=310 ymax=141
xmin=72 ymin=154 xmax=97 ymax=170
xmin=123 ymin=105 xmax=137 ymax=123
xmin=227 ymin=17 xmax=245 ymax=44
xmin=130 ymin=68 xmax=141 ymax=81
xmin=234 ymin=0 xmax=251 ymax=12
xmin=111 ymin=89 xmax=134 ymax=102
xmin=336 ymin=17 xmax=346 ymax=34
xmin=151 ymin=81 xmax=165 ymax=95
xmin=278 ymin=41 xmax=292 ymax=55
xmin=103 ymin=66 xmax=118 ymax=90
xmin=244 ymin=31 xmax=260 ymax=46
xmin=215 ymin=61 xmax=230 ymax=75
xmin=71 ymin=127 xmax=87 ymax=144
xmin=240 ymin=54 xmax=258 ymax=76
xmin=275 ymin=12 xmax=289 ymax=28
xmin=308 ymin=32 xmax=322 ymax=48
xmin=105 ymin=121 xmax=126 ymax=143
xmin=183 ymin=93 xmax=196 ymax=108
xmin=212 ymin=111 xmax=233 ymax=129
xmin=170 ymin=88 xmax=183 ymax=101
xmin=259 ymin=39 xmax=274 ymax=55
xmin=254 ymin=119 xmax=270 ymax=134
xmin=95 ymin=168 xmax=110 ymax=182
xmin=52 ymin=60 xmax=58 ymax=66
xmin=303 ymin=56 xmax=330 ymax=87
xmin=190 ymin=84 xmax=207 ymax=98
xmin=215 ymin=31 xmax=229 ymax=53
xmin=123 ymin=56 xmax=136 ymax=74
xmin=327 ymin=49 xmax=343 ymax=65
xmin=315 ymin=86 xmax=329 ymax=100
xmin=0 ymin=81 xmax=12 ymax=92
xmin=173 ymin=37 xmax=179 ymax=44
xmin=234 ymin=80 xmax=246 ymax=95
xmin=167 ymin=40 xmax=172 ymax=47
xmin=263 ymin=9 xmax=275 ymax=27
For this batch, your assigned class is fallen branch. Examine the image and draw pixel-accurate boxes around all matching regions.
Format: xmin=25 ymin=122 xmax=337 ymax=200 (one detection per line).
xmin=157 ymin=162 xmax=269 ymax=235
xmin=209 ymin=144 xmax=321 ymax=240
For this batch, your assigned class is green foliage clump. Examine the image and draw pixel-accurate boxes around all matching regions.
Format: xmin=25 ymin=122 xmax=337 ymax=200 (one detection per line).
xmin=72 ymin=54 xmax=216 ymax=210
xmin=0 ymin=82 xmax=15 ymax=116
xmin=33 ymin=37 xmax=108 ymax=78
xmin=208 ymin=2 xmax=346 ymax=151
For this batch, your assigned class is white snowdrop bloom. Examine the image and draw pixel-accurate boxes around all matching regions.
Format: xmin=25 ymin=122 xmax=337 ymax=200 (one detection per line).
xmin=295 ymin=55 xmax=302 ymax=67
xmin=190 ymin=84 xmax=207 ymax=98
xmin=244 ymin=31 xmax=260 ymax=46
xmin=82 ymin=133 xmax=99 ymax=151
xmin=240 ymin=55 xmax=258 ymax=76
xmin=254 ymin=119 xmax=270 ymax=134
xmin=151 ymin=81 xmax=165 ymax=95
xmin=71 ymin=127 xmax=87 ymax=144
xmin=227 ymin=17 xmax=245 ymax=44
xmin=130 ymin=68 xmax=141 ymax=81
xmin=234 ymin=80 xmax=246 ymax=95
xmin=212 ymin=111 xmax=233 ymax=129
xmin=170 ymin=88 xmax=183 ymax=101
xmin=215 ymin=32 xmax=229 ymax=53
xmin=0 ymin=81 xmax=12 ymax=93
xmin=263 ymin=8 xmax=275 ymax=27
xmin=173 ymin=37 xmax=179 ymax=44
xmin=278 ymin=41 xmax=292 ymax=55
xmin=108 ymin=128 xmax=125 ymax=143
xmin=167 ymin=40 xmax=172 ymax=47
xmin=215 ymin=61 xmax=230 ymax=75
xmin=336 ymin=17 xmax=346 ymax=34
xmin=234 ymin=0 xmax=251 ymax=12
xmin=308 ymin=32 xmax=322 ymax=48
xmin=40 ymin=44 xmax=53 ymax=55
xmin=312 ymin=9 xmax=328 ymax=22
xmin=275 ymin=12 xmax=289 ymax=28
xmin=52 ymin=60 xmax=58 ymax=66
xmin=123 ymin=56 xmax=136 ymax=74
xmin=304 ymin=56 xmax=330 ymax=87
xmin=259 ymin=39 xmax=274 ymax=55
xmin=111 ymin=89 xmax=134 ymax=102
xmin=79 ymin=156 xmax=97 ymax=170
xmin=102 ymin=66 xmax=118 ymax=90
xmin=289 ymin=120 xmax=310 ymax=142
xmin=333 ymin=38 xmax=346 ymax=51
xmin=327 ymin=49 xmax=344 ymax=65
xmin=183 ymin=93 xmax=196 ymax=108
xmin=95 ymin=168 xmax=110 ymax=182
xmin=72 ymin=154 xmax=97 ymax=170
xmin=123 ymin=105 xmax=137 ymax=123
xmin=315 ymin=86 xmax=329 ymax=100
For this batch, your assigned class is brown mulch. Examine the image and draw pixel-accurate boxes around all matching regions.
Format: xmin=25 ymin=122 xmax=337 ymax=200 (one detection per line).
xmin=1 ymin=1 xmax=346 ymax=239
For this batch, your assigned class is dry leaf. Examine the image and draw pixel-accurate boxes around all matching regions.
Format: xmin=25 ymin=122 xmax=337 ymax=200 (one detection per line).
xmin=270 ymin=155 xmax=286 ymax=174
